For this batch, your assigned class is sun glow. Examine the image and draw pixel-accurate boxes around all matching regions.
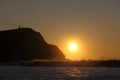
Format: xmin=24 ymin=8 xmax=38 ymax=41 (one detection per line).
xmin=63 ymin=39 xmax=86 ymax=61
xmin=69 ymin=42 xmax=78 ymax=51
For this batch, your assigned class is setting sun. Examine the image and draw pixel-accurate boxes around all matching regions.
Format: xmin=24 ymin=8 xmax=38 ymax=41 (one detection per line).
xmin=63 ymin=40 xmax=85 ymax=60
xmin=69 ymin=42 xmax=78 ymax=52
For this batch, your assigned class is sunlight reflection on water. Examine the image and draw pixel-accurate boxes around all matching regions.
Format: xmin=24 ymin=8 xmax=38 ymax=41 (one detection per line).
xmin=0 ymin=66 xmax=120 ymax=80
xmin=62 ymin=67 xmax=88 ymax=77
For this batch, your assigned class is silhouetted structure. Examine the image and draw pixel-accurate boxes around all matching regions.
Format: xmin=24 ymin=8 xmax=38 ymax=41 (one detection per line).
xmin=0 ymin=28 xmax=65 ymax=62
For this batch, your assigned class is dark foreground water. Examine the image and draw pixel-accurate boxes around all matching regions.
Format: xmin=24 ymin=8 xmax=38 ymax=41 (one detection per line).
xmin=0 ymin=66 xmax=120 ymax=80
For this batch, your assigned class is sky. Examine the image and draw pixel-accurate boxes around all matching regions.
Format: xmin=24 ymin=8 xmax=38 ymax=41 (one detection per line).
xmin=0 ymin=0 xmax=120 ymax=60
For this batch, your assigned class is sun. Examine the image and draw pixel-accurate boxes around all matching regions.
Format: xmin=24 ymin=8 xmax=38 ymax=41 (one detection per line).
xmin=69 ymin=42 xmax=78 ymax=51
xmin=64 ymin=40 xmax=84 ymax=60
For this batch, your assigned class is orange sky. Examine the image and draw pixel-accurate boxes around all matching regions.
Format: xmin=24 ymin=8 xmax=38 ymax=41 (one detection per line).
xmin=0 ymin=0 xmax=120 ymax=60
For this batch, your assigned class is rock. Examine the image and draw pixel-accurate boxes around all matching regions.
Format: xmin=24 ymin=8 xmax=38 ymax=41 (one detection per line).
xmin=0 ymin=28 xmax=65 ymax=62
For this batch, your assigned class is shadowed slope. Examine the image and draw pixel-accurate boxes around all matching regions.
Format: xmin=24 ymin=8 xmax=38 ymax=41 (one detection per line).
xmin=0 ymin=28 xmax=65 ymax=62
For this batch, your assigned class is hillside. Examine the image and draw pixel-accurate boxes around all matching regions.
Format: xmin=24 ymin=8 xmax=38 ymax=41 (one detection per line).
xmin=0 ymin=28 xmax=65 ymax=62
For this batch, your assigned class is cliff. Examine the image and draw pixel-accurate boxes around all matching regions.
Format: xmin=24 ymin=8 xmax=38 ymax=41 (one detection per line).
xmin=0 ymin=28 xmax=65 ymax=62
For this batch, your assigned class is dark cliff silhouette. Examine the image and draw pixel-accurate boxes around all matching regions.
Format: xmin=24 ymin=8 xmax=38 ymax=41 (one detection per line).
xmin=0 ymin=28 xmax=65 ymax=62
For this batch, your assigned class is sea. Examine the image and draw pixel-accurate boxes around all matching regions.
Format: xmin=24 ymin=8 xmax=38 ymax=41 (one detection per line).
xmin=0 ymin=66 xmax=120 ymax=80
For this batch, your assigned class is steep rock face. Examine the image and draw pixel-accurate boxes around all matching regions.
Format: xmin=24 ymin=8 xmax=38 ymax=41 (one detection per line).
xmin=0 ymin=28 xmax=65 ymax=62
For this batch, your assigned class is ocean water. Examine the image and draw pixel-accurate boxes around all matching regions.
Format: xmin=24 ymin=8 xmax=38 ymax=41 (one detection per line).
xmin=0 ymin=66 xmax=120 ymax=80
